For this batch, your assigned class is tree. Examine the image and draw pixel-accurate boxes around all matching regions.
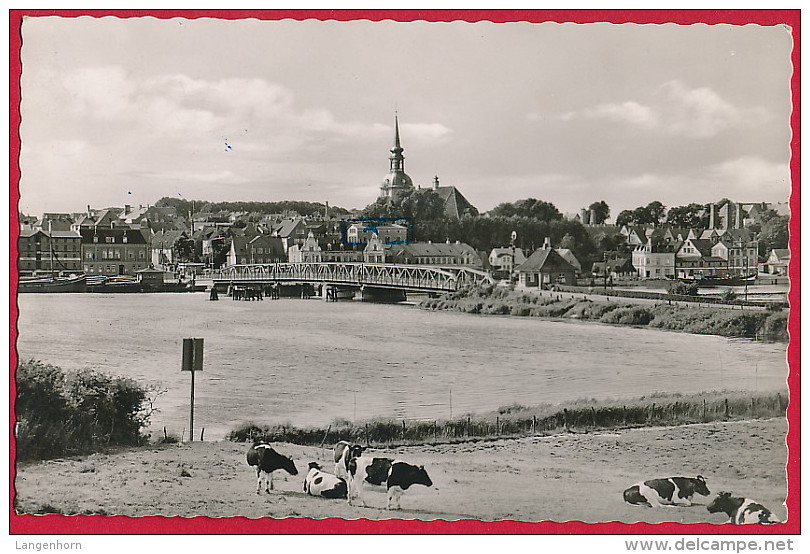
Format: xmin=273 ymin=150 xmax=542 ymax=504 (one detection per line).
xmin=587 ymin=201 xmax=610 ymax=224
xmin=361 ymin=188 xmax=445 ymax=221
xmin=489 ymin=198 xmax=562 ymax=221
xmin=758 ymin=214 xmax=789 ymax=257
xmin=666 ymin=203 xmax=706 ymax=228
xmin=616 ymin=201 xmax=666 ymax=227
xmin=616 ymin=210 xmax=634 ymax=227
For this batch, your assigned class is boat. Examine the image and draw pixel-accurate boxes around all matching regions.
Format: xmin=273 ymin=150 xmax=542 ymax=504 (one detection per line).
xmin=18 ymin=274 xmax=87 ymax=293
xmin=680 ymin=274 xmax=757 ymax=287
xmin=85 ymin=274 xmax=206 ymax=293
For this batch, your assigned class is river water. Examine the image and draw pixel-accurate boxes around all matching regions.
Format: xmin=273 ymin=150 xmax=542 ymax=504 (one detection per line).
xmin=15 ymin=293 xmax=788 ymax=440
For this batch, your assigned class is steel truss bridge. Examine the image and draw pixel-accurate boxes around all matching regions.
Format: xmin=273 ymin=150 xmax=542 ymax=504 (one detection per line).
xmin=212 ymin=262 xmax=494 ymax=294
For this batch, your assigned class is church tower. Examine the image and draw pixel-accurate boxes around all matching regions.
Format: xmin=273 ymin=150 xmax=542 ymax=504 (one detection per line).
xmin=379 ymin=116 xmax=414 ymax=202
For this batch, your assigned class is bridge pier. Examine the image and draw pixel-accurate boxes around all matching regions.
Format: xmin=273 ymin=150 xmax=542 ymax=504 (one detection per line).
xmin=359 ymin=286 xmax=407 ymax=303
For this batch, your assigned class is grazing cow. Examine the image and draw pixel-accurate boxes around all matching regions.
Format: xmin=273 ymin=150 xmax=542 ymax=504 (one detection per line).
xmin=246 ymin=442 xmax=298 ymax=494
xmin=303 ymin=462 xmax=348 ymax=499
xmin=334 ymin=441 xmax=366 ymax=481
xmin=707 ymin=492 xmax=781 ymax=524
xmin=348 ymin=456 xmax=433 ymax=509
xmin=623 ymin=476 xmax=710 ymax=507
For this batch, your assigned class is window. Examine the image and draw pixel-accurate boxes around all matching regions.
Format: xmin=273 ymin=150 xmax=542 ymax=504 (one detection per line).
xmin=106 ymin=237 xmax=115 ymax=243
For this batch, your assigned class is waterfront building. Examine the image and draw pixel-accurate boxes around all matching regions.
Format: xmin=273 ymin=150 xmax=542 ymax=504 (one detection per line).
xmin=516 ymin=241 xmax=578 ymax=288
xmin=228 ymin=234 xmax=286 ymax=265
xmin=18 ymin=228 xmax=82 ymax=274
xmin=387 ymin=241 xmax=482 ymax=268
xmin=79 ymin=226 xmax=150 ymax=276
xmin=631 ymin=242 xmax=677 ymax=279
xmin=764 ymin=248 xmax=790 ymax=275
xmin=288 ymin=231 xmax=323 ymax=263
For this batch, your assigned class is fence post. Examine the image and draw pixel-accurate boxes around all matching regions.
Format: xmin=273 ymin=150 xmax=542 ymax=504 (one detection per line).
xmin=591 ymin=406 xmax=597 ymax=428
xmin=402 ymin=420 xmax=406 ymax=440
xmin=724 ymin=398 xmax=730 ymax=419
xmin=703 ymin=399 xmax=707 ymax=422
xmin=563 ymin=408 xmax=569 ymax=431
xmin=532 ymin=415 xmax=536 ymax=434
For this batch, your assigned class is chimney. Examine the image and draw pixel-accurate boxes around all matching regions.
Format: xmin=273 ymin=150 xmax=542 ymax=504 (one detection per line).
xmin=124 ymin=204 xmax=131 ymax=215
xmin=709 ymin=203 xmax=715 ymax=229
xmin=580 ymin=209 xmax=588 ymax=224
xmin=735 ymin=202 xmax=742 ymax=228
xmin=325 ymin=201 xmax=329 ymax=219
xmin=433 ymin=176 xmax=440 ymax=190
xmin=590 ymin=208 xmax=597 ymax=225
xmin=87 ymin=205 xmax=91 ymax=217
xmin=543 ymin=237 xmax=551 ymax=249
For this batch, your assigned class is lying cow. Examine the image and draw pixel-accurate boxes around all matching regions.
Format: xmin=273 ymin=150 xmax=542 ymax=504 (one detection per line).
xmin=334 ymin=441 xmax=365 ymax=481
xmin=246 ymin=441 xmax=298 ymax=494
xmin=304 ymin=462 xmax=348 ymax=499
xmin=623 ymin=475 xmax=710 ymax=507
xmin=707 ymin=492 xmax=781 ymax=524
xmin=348 ymin=456 xmax=432 ymax=509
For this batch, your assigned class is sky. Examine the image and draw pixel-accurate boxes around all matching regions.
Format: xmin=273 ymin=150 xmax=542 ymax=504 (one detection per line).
xmin=17 ymin=14 xmax=795 ymax=220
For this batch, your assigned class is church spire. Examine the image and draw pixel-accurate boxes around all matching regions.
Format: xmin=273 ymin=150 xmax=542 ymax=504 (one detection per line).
xmin=379 ymin=114 xmax=414 ymax=201
xmin=389 ymin=115 xmax=404 ymax=172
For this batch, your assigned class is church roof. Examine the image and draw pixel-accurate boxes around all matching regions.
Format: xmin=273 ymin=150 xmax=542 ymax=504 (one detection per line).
xmin=434 ymin=185 xmax=479 ymax=219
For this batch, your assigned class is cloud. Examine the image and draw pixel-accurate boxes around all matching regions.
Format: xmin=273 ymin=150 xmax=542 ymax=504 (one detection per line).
xmin=401 ymin=122 xmax=453 ymax=142
xmin=550 ymin=80 xmax=770 ymax=139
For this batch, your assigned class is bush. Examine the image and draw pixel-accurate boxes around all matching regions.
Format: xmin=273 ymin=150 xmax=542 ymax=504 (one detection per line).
xmin=667 ymin=281 xmax=699 ymax=296
xmin=15 ymin=360 xmax=156 ymax=460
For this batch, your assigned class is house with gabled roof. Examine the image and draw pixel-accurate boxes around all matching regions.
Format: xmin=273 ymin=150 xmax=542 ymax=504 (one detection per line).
xmin=515 ymin=241 xmax=578 ymax=288
xmin=764 ymin=248 xmax=790 ymax=275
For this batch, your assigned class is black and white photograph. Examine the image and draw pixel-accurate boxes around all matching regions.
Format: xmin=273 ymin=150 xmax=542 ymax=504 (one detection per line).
xmin=10 ymin=10 xmax=798 ymax=533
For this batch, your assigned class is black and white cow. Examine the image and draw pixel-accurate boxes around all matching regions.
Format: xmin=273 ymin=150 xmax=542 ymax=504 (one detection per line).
xmin=246 ymin=442 xmax=298 ymax=494
xmin=623 ymin=476 xmax=710 ymax=507
xmin=334 ymin=441 xmax=366 ymax=481
xmin=303 ymin=462 xmax=348 ymax=499
xmin=707 ymin=492 xmax=781 ymax=524
xmin=347 ymin=456 xmax=433 ymax=510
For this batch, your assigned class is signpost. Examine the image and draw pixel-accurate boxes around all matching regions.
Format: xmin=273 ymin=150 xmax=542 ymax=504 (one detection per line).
xmin=181 ymin=338 xmax=204 ymax=441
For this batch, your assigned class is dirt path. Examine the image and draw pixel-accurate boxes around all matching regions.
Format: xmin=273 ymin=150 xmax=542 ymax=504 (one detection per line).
xmin=14 ymin=418 xmax=788 ymax=524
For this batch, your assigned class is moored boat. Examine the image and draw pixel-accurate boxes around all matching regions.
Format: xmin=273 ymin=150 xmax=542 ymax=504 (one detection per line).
xmin=18 ymin=274 xmax=87 ymax=293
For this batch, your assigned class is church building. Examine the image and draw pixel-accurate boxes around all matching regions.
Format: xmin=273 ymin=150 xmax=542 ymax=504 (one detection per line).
xmin=377 ymin=116 xmax=478 ymax=219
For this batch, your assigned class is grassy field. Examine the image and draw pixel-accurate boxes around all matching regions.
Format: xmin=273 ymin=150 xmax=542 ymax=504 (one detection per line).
xmin=227 ymin=390 xmax=788 ymax=448
xmin=418 ymin=285 xmax=788 ymax=341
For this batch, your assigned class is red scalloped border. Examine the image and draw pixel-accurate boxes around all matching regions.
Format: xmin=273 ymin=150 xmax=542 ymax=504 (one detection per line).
xmin=8 ymin=9 xmax=801 ymax=535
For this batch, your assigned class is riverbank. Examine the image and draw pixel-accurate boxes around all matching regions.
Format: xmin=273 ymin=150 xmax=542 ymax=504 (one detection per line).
xmin=14 ymin=417 xmax=788 ymax=524
xmin=419 ymin=286 xmax=788 ymax=341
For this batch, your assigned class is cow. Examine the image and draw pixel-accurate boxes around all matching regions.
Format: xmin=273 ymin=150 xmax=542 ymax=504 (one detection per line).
xmin=347 ymin=456 xmax=432 ymax=510
xmin=707 ymin=492 xmax=781 ymax=524
xmin=623 ymin=475 xmax=710 ymax=507
xmin=334 ymin=441 xmax=366 ymax=481
xmin=303 ymin=462 xmax=348 ymax=499
xmin=246 ymin=441 xmax=298 ymax=494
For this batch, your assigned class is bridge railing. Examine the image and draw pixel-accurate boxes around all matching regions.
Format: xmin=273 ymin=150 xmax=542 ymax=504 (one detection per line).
xmin=211 ymin=262 xmax=494 ymax=293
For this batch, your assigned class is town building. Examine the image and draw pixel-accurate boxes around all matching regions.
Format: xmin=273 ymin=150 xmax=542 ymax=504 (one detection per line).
xmin=346 ymin=221 xmax=408 ymax=245
xmin=763 ymin=249 xmax=790 ymax=275
xmin=387 ymin=241 xmax=482 ymax=268
xmin=516 ymin=240 xmax=578 ymax=288
xmin=18 ymin=228 xmax=82 ymax=274
xmin=79 ymin=226 xmax=150 ymax=276
xmin=489 ymin=247 xmax=527 ymax=277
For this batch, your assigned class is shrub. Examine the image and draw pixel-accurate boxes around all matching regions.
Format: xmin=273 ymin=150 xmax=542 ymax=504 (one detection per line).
xmin=15 ymin=360 xmax=155 ymax=461
xmin=600 ymin=306 xmax=653 ymax=325
xmin=667 ymin=281 xmax=699 ymax=296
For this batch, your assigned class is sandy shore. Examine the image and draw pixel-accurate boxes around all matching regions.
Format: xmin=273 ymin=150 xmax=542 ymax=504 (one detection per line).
xmin=14 ymin=418 xmax=788 ymax=524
